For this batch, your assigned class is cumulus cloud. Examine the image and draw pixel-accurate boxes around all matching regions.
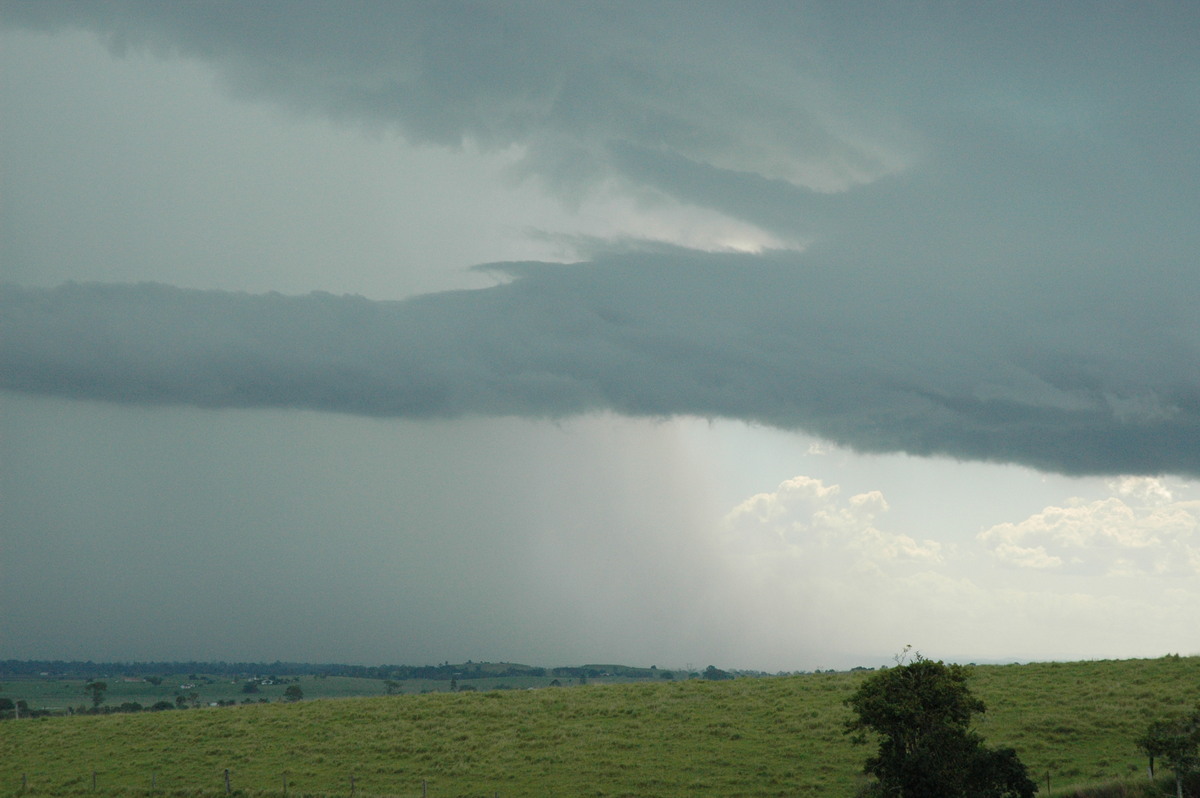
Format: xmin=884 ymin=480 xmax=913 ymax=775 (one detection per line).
xmin=725 ymin=475 xmax=941 ymax=565
xmin=714 ymin=475 xmax=949 ymax=660
xmin=979 ymin=477 xmax=1200 ymax=576
xmin=717 ymin=474 xmax=1200 ymax=661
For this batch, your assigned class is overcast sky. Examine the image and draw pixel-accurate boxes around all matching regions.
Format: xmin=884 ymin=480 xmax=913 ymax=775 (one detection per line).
xmin=2 ymin=2 xmax=1198 ymax=672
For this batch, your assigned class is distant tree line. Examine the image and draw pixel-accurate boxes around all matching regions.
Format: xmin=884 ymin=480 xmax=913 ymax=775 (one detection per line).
xmin=0 ymin=675 xmax=285 ymax=720
xmin=0 ymin=697 xmax=48 ymax=719
xmin=0 ymin=695 xmax=273 ymax=719
xmin=0 ymin=659 xmax=697 ymax=683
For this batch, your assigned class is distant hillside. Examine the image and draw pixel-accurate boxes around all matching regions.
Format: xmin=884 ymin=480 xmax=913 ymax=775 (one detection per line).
xmin=2 ymin=656 xmax=1198 ymax=797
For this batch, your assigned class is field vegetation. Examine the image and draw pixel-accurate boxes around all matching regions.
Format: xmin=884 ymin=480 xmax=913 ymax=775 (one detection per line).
xmin=2 ymin=655 xmax=1198 ymax=797
xmin=0 ymin=662 xmax=691 ymax=713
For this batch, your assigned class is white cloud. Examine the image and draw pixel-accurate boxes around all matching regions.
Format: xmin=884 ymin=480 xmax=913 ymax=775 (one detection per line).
xmin=1109 ymin=475 xmax=1176 ymax=504
xmin=714 ymin=472 xmax=1200 ymax=664
xmin=724 ymin=475 xmax=942 ymax=568
xmin=979 ymin=478 xmax=1200 ymax=576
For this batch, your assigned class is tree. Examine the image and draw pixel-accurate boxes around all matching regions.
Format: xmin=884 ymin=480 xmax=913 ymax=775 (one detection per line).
xmin=845 ymin=655 xmax=1036 ymax=798
xmin=284 ymin=684 xmax=304 ymax=702
xmin=0 ymin=685 xmax=14 ymax=720
xmin=1137 ymin=706 xmax=1200 ymax=798
xmin=84 ymin=680 xmax=107 ymax=709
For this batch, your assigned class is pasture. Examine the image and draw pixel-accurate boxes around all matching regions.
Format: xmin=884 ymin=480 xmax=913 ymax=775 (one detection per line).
xmin=2 ymin=655 xmax=1198 ymax=797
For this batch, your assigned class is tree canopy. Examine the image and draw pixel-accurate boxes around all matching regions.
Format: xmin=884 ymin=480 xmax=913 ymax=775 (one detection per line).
xmin=84 ymin=680 xmax=107 ymax=709
xmin=845 ymin=655 xmax=1035 ymax=798
xmin=1137 ymin=705 xmax=1200 ymax=798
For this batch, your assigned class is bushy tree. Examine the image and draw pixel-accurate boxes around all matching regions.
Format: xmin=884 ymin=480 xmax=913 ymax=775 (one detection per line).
xmin=704 ymin=665 xmax=733 ymax=681
xmin=284 ymin=684 xmax=304 ymax=702
xmin=84 ymin=680 xmax=107 ymax=709
xmin=845 ymin=655 xmax=1035 ymax=798
xmin=1137 ymin=705 xmax=1200 ymax=798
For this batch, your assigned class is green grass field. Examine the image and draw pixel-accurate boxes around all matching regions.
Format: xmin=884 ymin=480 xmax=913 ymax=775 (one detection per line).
xmin=2 ymin=656 xmax=1198 ymax=797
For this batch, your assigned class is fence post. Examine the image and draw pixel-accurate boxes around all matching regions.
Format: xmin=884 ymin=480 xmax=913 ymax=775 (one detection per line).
xmin=282 ymin=772 xmax=288 ymax=797
xmin=349 ymin=774 xmax=355 ymax=796
xmin=422 ymin=779 xmax=427 ymax=798
xmin=92 ymin=771 xmax=97 ymax=791
xmin=224 ymin=768 xmax=232 ymax=795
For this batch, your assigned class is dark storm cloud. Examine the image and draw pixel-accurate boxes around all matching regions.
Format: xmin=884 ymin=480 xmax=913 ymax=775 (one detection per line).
xmin=2 ymin=2 xmax=1198 ymax=477
xmin=0 ymin=0 xmax=905 ymax=220
xmin=4 ymin=247 xmax=1198 ymax=476
xmin=5 ymin=1 xmax=1194 ymax=242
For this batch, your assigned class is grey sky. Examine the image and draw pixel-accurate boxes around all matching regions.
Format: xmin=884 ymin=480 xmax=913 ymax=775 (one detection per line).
xmin=2 ymin=2 xmax=1198 ymax=670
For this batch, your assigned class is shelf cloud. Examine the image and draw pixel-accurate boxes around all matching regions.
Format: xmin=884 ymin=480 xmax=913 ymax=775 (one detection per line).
xmin=5 ymin=245 xmax=1197 ymax=477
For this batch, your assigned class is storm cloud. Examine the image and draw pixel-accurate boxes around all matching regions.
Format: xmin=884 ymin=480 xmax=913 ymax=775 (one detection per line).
xmin=2 ymin=2 xmax=1198 ymax=476
xmin=4 ymin=245 xmax=1197 ymax=476
xmin=7 ymin=2 xmax=1196 ymax=246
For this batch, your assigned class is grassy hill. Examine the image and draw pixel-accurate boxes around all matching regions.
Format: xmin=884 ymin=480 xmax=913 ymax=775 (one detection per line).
xmin=2 ymin=656 xmax=1198 ymax=797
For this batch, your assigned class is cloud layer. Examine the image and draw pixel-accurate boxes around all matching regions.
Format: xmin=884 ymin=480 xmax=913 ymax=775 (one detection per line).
xmin=6 ymin=1 xmax=1196 ymax=250
xmin=4 ymin=245 xmax=1198 ymax=477
xmin=0 ymin=0 xmax=901 ymax=208
xmin=3 ymin=2 xmax=1198 ymax=479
